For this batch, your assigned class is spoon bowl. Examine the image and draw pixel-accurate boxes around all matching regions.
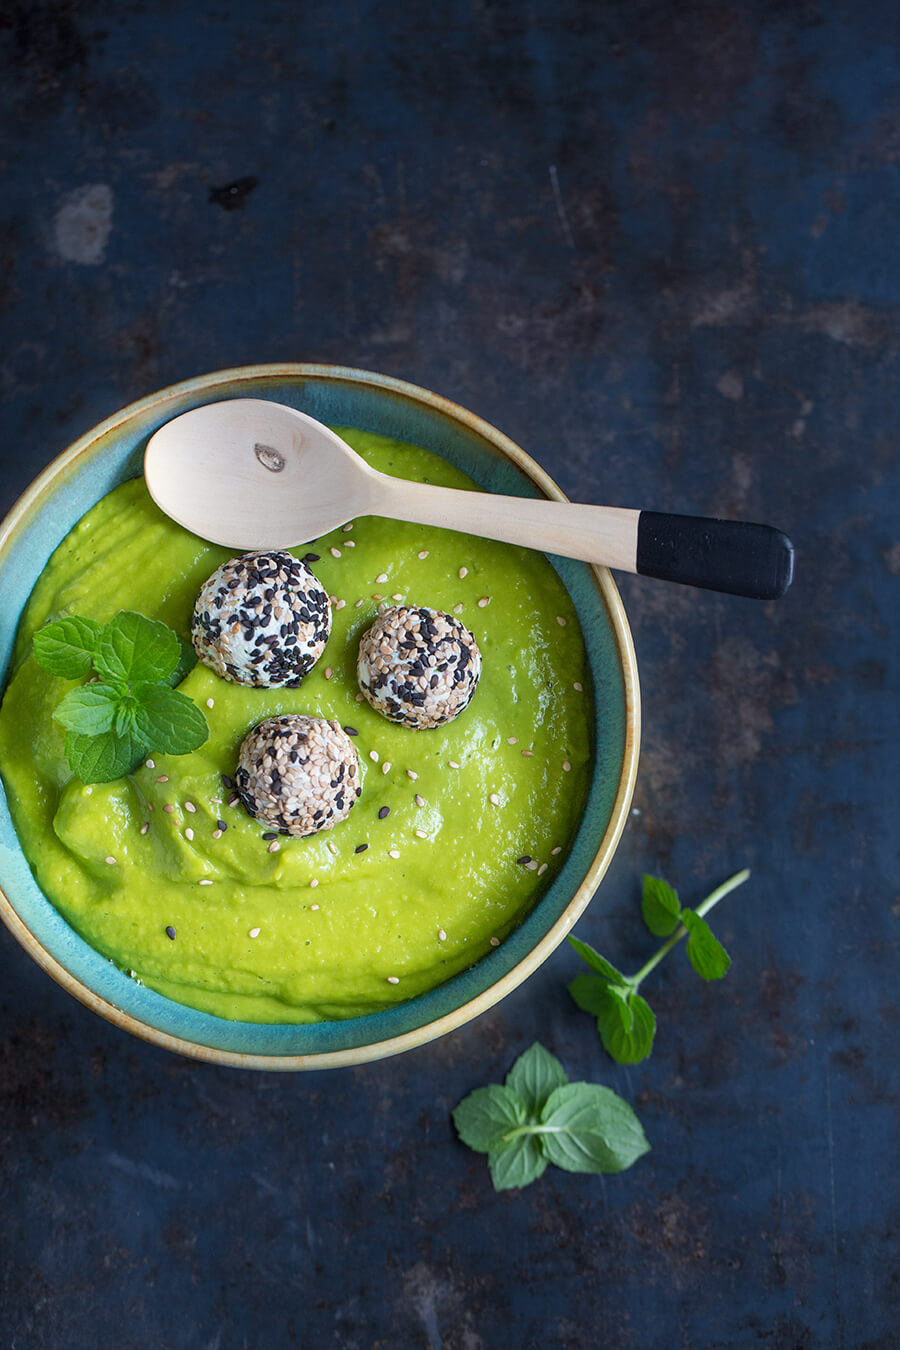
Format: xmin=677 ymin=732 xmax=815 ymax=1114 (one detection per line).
xmin=145 ymin=399 xmax=378 ymax=547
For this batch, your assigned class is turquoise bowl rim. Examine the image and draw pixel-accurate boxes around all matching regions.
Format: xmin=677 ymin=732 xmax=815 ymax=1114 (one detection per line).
xmin=0 ymin=364 xmax=640 ymax=1069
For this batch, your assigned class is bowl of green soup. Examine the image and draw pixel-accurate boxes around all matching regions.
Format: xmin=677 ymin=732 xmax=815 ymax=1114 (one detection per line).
xmin=0 ymin=365 xmax=639 ymax=1068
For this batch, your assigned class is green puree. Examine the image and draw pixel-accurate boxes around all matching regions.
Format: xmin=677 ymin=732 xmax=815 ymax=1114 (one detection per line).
xmin=0 ymin=430 xmax=592 ymax=1023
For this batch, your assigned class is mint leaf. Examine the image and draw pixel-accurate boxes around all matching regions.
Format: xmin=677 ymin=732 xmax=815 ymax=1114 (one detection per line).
xmin=681 ymin=909 xmax=731 ymax=980
xmin=540 ymin=1083 xmax=650 ymax=1175
xmin=165 ymin=634 xmax=198 ymax=688
xmin=505 ymin=1043 xmax=568 ymax=1115
xmin=65 ymin=729 xmax=147 ymax=784
xmin=453 ymin=1045 xmax=649 ymax=1191
xmin=569 ymin=976 xmax=656 ymax=1064
xmin=133 ymin=684 xmax=209 ymax=755
xmin=641 ymin=874 xmax=682 ymax=937
xmin=488 ymin=1135 xmax=547 ymax=1191
xmin=94 ymin=611 xmax=180 ymax=685
xmin=32 ymin=616 xmax=102 ymax=679
xmin=598 ymin=989 xmax=656 ymax=1064
xmin=53 ymin=684 xmax=122 ymax=735
xmin=452 ymin=1085 xmax=527 ymax=1154
xmin=567 ymin=936 xmax=628 ymax=985
xmin=115 ymin=696 xmax=140 ymax=738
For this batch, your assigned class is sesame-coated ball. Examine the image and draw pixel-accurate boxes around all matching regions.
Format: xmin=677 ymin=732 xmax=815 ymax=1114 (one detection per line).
xmin=357 ymin=606 xmax=481 ymax=729
xmin=192 ymin=551 xmax=331 ymax=688
xmin=235 ymin=715 xmax=361 ymax=837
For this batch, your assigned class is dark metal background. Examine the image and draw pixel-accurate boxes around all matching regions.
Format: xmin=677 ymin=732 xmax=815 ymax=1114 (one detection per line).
xmin=1 ymin=3 xmax=897 ymax=1346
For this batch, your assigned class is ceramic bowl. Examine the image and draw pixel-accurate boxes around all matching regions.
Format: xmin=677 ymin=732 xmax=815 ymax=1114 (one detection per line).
xmin=0 ymin=365 xmax=639 ymax=1069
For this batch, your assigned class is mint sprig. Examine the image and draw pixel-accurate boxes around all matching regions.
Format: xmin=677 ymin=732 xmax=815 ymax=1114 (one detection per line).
xmin=568 ymin=869 xmax=749 ymax=1065
xmin=33 ymin=610 xmax=206 ymax=784
xmin=452 ymin=1043 xmax=650 ymax=1191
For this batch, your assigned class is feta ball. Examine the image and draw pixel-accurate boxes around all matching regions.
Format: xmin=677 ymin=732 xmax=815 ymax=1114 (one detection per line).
xmin=235 ymin=715 xmax=361 ymax=837
xmin=357 ymin=606 xmax=481 ymax=729
xmin=192 ymin=551 xmax=330 ymax=687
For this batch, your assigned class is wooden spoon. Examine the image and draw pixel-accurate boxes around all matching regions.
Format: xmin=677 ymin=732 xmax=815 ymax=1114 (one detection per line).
xmin=144 ymin=398 xmax=793 ymax=599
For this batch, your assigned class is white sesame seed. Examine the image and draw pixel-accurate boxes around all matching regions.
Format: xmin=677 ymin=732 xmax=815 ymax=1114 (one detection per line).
xmin=104 ymin=855 xmax=116 ymax=865
xmin=342 ymin=522 xmax=353 ymax=531
xmin=489 ymin=793 xmax=500 ymax=806
xmin=248 ymin=927 xmax=261 ymax=938
xmin=538 ymin=863 xmax=548 ymax=876
xmin=391 ymin=593 xmax=404 ymax=602
xmin=145 ymin=759 xmax=155 ymax=769
xmin=573 ymin=681 xmax=583 ymax=692
xmin=184 ymin=800 xmax=196 ymax=813
xmin=551 ymin=846 xmax=562 ymax=855
xmin=453 ymin=603 xmax=463 ymax=614
xmin=387 ymin=976 xmax=400 ymax=985
xmin=199 ymin=879 xmax=213 ymax=886
xmin=448 ymin=760 xmax=460 ymax=769
xmin=562 ymin=760 xmax=571 ymax=772
xmin=163 ymin=804 xmax=175 ymax=814
xmin=355 ymin=692 xmax=365 ymax=701
xmin=156 ymin=775 xmax=169 ymax=783
xmin=477 ymin=596 xmax=490 ymax=608
xmin=355 ymin=598 xmax=364 ymax=608
xmin=370 ymin=749 xmax=380 ymax=763
xmin=526 ymin=860 xmax=539 ymax=871
xmin=382 ymin=761 xmax=392 ymax=775
xmin=335 ymin=599 xmax=346 ymax=609
xmin=344 ymin=540 xmax=356 ymax=548
xmin=522 ymin=749 xmax=535 ymax=758
xmin=438 ymin=928 xmax=447 ymax=941
xmin=414 ymin=793 xmax=425 ymax=808
xmin=418 ymin=550 xmax=429 ymax=560
xmin=267 ymin=840 xmax=280 ymax=853
xmin=556 ymin=615 xmax=566 ymax=626
xmin=388 ymin=849 xmax=401 ymax=859
xmin=212 ymin=829 xmax=223 ymax=839
xmin=406 ymin=769 xmax=418 ymax=780
xmin=415 ymin=829 xmax=428 ymax=839
xmin=330 ymin=547 xmax=342 ymax=558
xmin=490 ymin=936 xmax=500 ymax=947
xmin=310 ymin=878 xmax=319 ymax=888
xmin=458 ymin=566 xmax=468 ymax=579
xmin=206 ymin=697 xmax=215 ymax=708
xmin=375 ymin=572 xmax=388 ymax=584
xmin=507 ymin=736 xmax=518 ymax=744
xmin=185 ymin=827 xmax=194 ymax=841
xmin=327 ymin=841 xmax=338 ymax=855
xmin=140 ymin=822 xmax=149 ymax=836
xmin=324 ymin=667 xmax=333 ymax=680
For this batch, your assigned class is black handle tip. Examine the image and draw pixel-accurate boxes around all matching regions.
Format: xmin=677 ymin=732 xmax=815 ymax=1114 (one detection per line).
xmin=637 ymin=513 xmax=795 ymax=600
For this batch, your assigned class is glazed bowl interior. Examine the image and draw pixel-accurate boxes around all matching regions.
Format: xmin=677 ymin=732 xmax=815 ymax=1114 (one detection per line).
xmin=0 ymin=366 xmax=638 ymax=1067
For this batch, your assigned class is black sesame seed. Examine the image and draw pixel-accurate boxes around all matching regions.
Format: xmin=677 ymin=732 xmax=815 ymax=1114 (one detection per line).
xmin=378 ymin=805 xmax=390 ymax=820
xmin=261 ymin=831 xmax=279 ymax=841
xmin=355 ymin=843 xmax=368 ymax=853
xmin=302 ymin=553 xmax=321 ymax=563
xmin=216 ymin=820 xmax=227 ymax=832
xmin=221 ymin=774 xmax=235 ymax=789
xmin=343 ymin=726 xmax=359 ymax=736
xmin=516 ymin=856 xmax=532 ymax=866
xmin=165 ymin=925 xmax=176 ymax=940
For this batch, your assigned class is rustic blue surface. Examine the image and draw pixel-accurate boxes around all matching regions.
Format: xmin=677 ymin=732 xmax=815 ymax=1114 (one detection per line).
xmin=0 ymin=3 xmax=897 ymax=1347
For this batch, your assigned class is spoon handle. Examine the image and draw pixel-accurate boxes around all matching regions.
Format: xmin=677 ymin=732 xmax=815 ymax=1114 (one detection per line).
xmin=371 ymin=478 xmax=794 ymax=600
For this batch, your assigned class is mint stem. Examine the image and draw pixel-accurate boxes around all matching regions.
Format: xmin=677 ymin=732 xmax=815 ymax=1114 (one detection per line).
xmin=629 ymin=868 xmax=750 ymax=989
xmin=501 ymin=1124 xmax=568 ymax=1142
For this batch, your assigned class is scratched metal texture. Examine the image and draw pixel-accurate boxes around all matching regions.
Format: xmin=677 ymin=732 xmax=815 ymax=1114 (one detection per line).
xmin=0 ymin=2 xmax=897 ymax=1347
